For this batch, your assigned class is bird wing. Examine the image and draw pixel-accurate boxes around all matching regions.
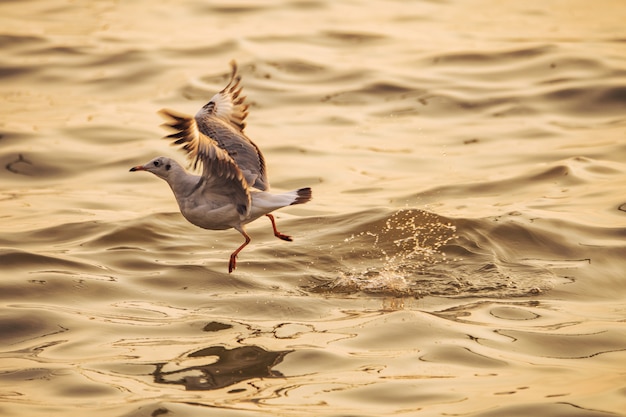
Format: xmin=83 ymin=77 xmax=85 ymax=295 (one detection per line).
xmin=199 ymin=60 xmax=249 ymax=131
xmin=159 ymin=109 xmax=251 ymax=218
xmin=193 ymin=61 xmax=269 ymax=191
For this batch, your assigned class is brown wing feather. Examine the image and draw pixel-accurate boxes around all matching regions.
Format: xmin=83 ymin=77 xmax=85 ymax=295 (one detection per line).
xmin=159 ymin=108 xmax=251 ymax=217
xmin=202 ymin=60 xmax=249 ymax=131
xmin=194 ymin=61 xmax=269 ymax=191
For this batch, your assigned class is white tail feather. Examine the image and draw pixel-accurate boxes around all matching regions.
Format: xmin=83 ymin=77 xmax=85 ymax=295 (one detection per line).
xmin=248 ymin=187 xmax=312 ymax=220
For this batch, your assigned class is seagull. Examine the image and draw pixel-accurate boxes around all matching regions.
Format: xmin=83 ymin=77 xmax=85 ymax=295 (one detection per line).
xmin=130 ymin=61 xmax=312 ymax=273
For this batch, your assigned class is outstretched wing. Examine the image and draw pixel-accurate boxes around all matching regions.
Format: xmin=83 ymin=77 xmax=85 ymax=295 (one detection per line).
xmin=200 ymin=60 xmax=249 ymax=131
xmin=193 ymin=61 xmax=269 ymax=191
xmin=159 ymin=109 xmax=251 ymax=218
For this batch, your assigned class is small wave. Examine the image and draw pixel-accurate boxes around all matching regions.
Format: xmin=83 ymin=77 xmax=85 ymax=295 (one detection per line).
xmin=425 ymin=45 xmax=558 ymax=68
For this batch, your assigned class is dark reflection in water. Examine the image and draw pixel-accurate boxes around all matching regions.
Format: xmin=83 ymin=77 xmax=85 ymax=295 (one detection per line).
xmin=152 ymin=345 xmax=292 ymax=391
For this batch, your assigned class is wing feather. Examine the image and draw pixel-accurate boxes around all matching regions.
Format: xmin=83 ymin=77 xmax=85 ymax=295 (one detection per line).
xmin=202 ymin=60 xmax=249 ymax=131
xmin=193 ymin=61 xmax=269 ymax=191
xmin=159 ymin=109 xmax=251 ymax=218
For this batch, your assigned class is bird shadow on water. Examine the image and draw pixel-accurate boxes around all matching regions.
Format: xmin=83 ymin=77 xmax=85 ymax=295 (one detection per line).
xmin=309 ymin=208 xmax=576 ymax=298
xmin=152 ymin=344 xmax=291 ymax=391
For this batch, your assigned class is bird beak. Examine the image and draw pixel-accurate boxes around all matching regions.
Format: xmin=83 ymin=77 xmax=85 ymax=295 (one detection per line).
xmin=129 ymin=165 xmax=146 ymax=172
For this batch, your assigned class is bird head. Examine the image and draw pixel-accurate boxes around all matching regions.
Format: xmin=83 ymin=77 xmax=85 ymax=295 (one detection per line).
xmin=129 ymin=157 xmax=178 ymax=180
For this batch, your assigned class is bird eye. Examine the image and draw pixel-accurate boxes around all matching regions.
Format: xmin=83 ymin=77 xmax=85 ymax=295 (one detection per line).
xmin=154 ymin=160 xmax=160 ymax=167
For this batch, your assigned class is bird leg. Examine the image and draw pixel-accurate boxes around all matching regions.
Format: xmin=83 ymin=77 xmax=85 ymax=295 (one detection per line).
xmin=229 ymin=228 xmax=251 ymax=273
xmin=266 ymin=214 xmax=292 ymax=241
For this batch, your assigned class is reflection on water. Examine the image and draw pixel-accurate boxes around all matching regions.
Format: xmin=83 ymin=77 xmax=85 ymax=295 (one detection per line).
xmin=153 ymin=345 xmax=291 ymax=391
xmin=1 ymin=0 xmax=626 ymax=416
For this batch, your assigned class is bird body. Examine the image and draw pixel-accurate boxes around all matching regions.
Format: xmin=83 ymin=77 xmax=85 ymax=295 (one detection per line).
xmin=130 ymin=61 xmax=311 ymax=272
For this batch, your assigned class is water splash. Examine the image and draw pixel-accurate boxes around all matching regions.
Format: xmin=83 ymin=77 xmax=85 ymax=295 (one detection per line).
xmin=313 ymin=209 xmax=562 ymax=298
xmin=319 ymin=209 xmax=460 ymax=296
xmin=374 ymin=209 xmax=458 ymax=266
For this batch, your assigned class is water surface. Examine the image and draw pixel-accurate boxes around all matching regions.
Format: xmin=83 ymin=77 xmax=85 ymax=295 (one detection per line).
xmin=1 ymin=1 xmax=626 ymax=416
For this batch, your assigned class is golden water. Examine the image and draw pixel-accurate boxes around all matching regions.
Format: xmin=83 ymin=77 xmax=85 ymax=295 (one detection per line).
xmin=1 ymin=1 xmax=625 ymax=416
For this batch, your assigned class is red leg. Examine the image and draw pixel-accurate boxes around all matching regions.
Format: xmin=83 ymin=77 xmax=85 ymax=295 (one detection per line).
xmin=229 ymin=228 xmax=251 ymax=273
xmin=266 ymin=214 xmax=292 ymax=241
